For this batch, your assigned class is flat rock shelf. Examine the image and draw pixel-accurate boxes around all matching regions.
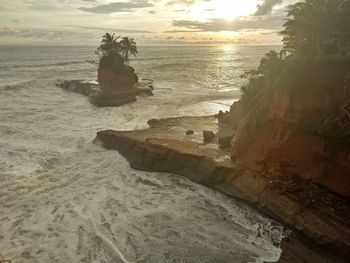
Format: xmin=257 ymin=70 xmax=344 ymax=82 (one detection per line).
xmin=95 ymin=115 xmax=350 ymax=263
xmin=56 ymin=79 xmax=154 ymax=107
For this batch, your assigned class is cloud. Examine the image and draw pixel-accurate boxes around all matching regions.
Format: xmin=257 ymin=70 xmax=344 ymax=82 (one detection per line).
xmin=167 ymin=0 xmax=196 ymax=5
xmin=172 ymin=14 xmax=285 ymax=32
xmin=164 ymin=29 xmax=199 ymax=33
xmin=0 ymin=27 xmax=96 ymax=43
xmin=0 ymin=0 xmax=294 ymax=44
xmin=68 ymin=25 xmax=152 ymax=33
xmin=79 ymin=0 xmax=153 ymax=14
xmin=255 ymin=0 xmax=284 ymax=16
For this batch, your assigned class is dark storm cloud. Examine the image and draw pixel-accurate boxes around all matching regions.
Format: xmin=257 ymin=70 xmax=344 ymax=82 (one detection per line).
xmin=79 ymin=0 xmax=153 ymax=14
xmin=255 ymin=0 xmax=284 ymax=16
xmin=172 ymin=14 xmax=284 ymax=32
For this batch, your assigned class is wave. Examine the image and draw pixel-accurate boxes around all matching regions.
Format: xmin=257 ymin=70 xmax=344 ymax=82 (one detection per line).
xmin=0 ymin=60 xmax=94 ymax=70
xmin=0 ymin=79 xmax=36 ymax=91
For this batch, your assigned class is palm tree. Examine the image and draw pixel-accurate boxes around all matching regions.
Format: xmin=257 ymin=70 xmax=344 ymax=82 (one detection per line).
xmin=120 ymin=37 xmax=138 ymax=61
xmin=96 ymin=32 xmax=121 ymax=57
xmin=240 ymin=50 xmax=285 ymax=99
xmin=258 ymin=50 xmax=285 ymax=81
xmin=96 ymin=32 xmax=125 ymax=67
xmin=281 ymin=0 xmax=350 ymax=56
xmin=95 ymin=33 xmax=138 ymax=67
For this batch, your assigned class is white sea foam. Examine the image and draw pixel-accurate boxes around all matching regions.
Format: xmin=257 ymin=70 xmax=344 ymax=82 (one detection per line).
xmin=0 ymin=44 xmax=286 ymax=262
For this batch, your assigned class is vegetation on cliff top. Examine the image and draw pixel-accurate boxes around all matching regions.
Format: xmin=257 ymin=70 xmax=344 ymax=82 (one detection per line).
xmin=281 ymin=0 xmax=350 ymax=57
xmin=242 ymin=0 xmax=350 ymax=98
xmin=96 ymin=32 xmax=138 ymax=68
xmin=240 ymin=0 xmax=350 ymax=139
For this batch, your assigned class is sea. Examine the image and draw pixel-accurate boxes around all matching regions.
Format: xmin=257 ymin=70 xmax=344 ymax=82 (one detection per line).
xmin=0 ymin=44 xmax=287 ymax=263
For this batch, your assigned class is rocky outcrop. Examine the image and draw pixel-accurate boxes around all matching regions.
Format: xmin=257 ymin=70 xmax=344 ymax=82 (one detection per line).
xmin=136 ymin=79 xmax=154 ymax=96
xmin=57 ymin=63 xmax=154 ymax=107
xmin=57 ymin=77 xmax=154 ymax=107
xmin=90 ymin=92 xmax=136 ymax=107
xmin=95 ymin=115 xmax=350 ymax=262
xmin=97 ymin=65 xmax=138 ymax=96
xmin=226 ymin=63 xmax=350 ymax=197
xmin=56 ymin=80 xmax=100 ymax=97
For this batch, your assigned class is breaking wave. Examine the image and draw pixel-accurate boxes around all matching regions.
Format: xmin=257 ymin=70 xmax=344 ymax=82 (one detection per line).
xmin=0 ymin=44 xmax=286 ymax=263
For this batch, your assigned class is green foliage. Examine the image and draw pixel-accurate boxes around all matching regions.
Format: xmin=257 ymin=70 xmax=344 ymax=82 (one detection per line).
xmin=280 ymin=0 xmax=350 ymax=57
xmin=96 ymin=32 xmax=138 ymax=68
xmin=120 ymin=36 xmax=138 ymax=61
xmin=239 ymin=1 xmax=350 ymax=140
xmin=240 ymin=50 xmax=284 ymax=99
xmin=280 ymin=55 xmax=350 ymax=91
xmin=241 ymin=51 xmax=350 ymax=100
xmin=279 ymin=57 xmax=314 ymax=91
xmin=296 ymin=108 xmax=350 ymax=139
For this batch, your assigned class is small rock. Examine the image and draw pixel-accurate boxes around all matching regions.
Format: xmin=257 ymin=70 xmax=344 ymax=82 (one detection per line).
xmin=185 ymin=130 xmax=194 ymax=135
xmin=218 ymin=135 xmax=234 ymax=149
xmin=136 ymin=86 xmax=153 ymax=96
xmin=21 ymin=251 xmax=31 ymax=259
xmin=203 ymin=130 xmax=215 ymax=142
xmin=218 ymin=110 xmax=225 ymax=118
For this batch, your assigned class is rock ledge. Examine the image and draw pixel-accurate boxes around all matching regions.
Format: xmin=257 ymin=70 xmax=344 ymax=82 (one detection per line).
xmin=95 ymin=115 xmax=350 ymax=261
xmin=57 ymin=79 xmax=154 ymax=107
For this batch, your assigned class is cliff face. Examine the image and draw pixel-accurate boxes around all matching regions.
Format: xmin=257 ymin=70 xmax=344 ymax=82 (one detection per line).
xmin=95 ymin=116 xmax=350 ymax=261
xmin=227 ymin=63 xmax=350 ymax=197
xmin=97 ymin=64 xmax=138 ymax=96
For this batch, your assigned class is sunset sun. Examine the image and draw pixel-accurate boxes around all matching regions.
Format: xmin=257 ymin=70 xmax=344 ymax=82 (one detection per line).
xmin=1 ymin=0 xmax=350 ymax=262
xmin=214 ymin=0 xmax=258 ymax=21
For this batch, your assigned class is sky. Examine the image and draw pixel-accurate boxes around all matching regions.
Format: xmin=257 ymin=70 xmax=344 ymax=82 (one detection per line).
xmin=0 ymin=0 xmax=298 ymax=45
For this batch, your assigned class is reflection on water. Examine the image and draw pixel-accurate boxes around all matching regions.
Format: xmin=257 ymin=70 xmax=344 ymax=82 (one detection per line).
xmin=0 ymin=45 xmax=287 ymax=262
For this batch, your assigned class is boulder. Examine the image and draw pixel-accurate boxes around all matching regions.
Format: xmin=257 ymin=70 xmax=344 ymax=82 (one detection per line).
xmin=185 ymin=130 xmax=194 ymax=135
xmin=203 ymin=130 xmax=215 ymax=142
xmin=136 ymin=79 xmax=154 ymax=96
xmin=218 ymin=134 xmax=233 ymax=149
xmin=140 ymin=78 xmax=154 ymax=90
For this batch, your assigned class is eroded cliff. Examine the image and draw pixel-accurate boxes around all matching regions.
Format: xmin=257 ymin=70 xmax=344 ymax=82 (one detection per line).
xmin=221 ymin=61 xmax=350 ymax=197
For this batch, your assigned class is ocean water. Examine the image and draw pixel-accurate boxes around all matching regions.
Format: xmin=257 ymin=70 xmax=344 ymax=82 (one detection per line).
xmin=0 ymin=44 xmax=287 ymax=263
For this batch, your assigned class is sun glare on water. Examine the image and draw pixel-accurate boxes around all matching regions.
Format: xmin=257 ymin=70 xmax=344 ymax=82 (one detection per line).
xmin=192 ymin=0 xmax=258 ymax=22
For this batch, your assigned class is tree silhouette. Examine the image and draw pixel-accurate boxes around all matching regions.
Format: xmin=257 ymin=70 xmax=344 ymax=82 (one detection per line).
xmin=240 ymin=50 xmax=284 ymax=99
xmin=120 ymin=37 xmax=138 ymax=61
xmin=96 ymin=32 xmax=138 ymax=67
xmin=96 ymin=33 xmax=121 ymax=58
xmin=281 ymin=0 xmax=350 ymax=56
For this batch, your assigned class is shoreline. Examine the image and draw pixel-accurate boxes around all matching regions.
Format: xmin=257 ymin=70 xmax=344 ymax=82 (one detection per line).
xmin=95 ymin=115 xmax=350 ymax=262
